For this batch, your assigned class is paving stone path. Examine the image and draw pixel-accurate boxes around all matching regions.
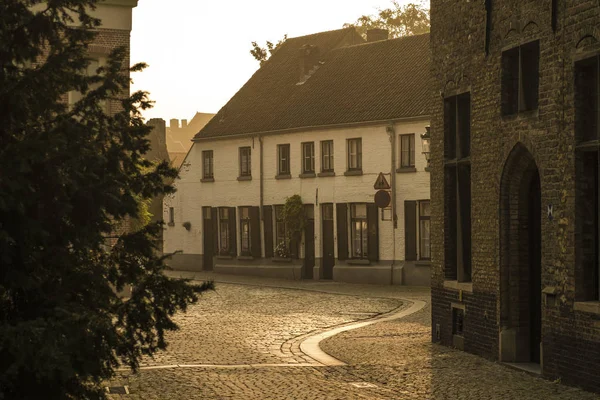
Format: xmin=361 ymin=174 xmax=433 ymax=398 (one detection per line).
xmin=106 ymin=272 xmax=599 ymax=399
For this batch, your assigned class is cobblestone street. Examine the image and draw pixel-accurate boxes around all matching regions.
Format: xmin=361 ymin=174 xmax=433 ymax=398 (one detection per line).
xmin=106 ymin=272 xmax=599 ymax=399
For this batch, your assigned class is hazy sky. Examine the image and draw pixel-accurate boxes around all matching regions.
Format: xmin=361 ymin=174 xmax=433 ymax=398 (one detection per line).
xmin=130 ymin=0 xmax=423 ymax=122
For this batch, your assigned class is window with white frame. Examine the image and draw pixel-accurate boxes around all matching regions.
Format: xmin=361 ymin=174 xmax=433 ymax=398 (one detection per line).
xmin=400 ymin=134 xmax=415 ymax=168
xmin=302 ymin=142 xmax=315 ymax=174
xmin=240 ymin=207 xmax=251 ymax=255
xmin=275 ymin=205 xmax=287 ymax=249
xmin=203 ymin=150 xmax=214 ymax=179
xmin=239 ymin=147 xmax=251 ymax=177
xmin=278 ymin=144 xmax=290 ymax=175
xmin=419 ymin=200 xmax=431 ymax=260
xmin=351 ymin=203 xmax=368 ymax=259
xmin=347 ymin=138 xmax=362 ymax=171
xmin=218 ymin=208 xmax=230 ymax=255
xmin=321 ymin=140 xmax=334 ymax=172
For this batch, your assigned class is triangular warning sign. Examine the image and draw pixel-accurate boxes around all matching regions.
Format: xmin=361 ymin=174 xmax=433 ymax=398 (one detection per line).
xmin=373 ymin=172 xmax=391 ymax=190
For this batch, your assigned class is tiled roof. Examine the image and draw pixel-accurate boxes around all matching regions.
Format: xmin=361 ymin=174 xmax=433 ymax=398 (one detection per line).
xmin=195 ymin=28 xmax=430 ymax=140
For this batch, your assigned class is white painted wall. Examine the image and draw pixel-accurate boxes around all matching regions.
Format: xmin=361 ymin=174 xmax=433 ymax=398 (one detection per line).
xmin=163 ymin=119 xmax=430 ymax=262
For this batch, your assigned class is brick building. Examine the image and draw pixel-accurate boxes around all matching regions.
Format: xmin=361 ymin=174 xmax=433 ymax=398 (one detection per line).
xmin=164 ymin=28 xmax=432 ymax=285
xmin=430 ymin=0 xmax=600 ymax=392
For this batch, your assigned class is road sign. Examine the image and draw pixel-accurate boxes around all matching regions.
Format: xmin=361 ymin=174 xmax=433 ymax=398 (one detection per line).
xmin=373 ymin=172 xmax=391 ymax=190
xmin=374 ymin=190 xmax=391 ymax=208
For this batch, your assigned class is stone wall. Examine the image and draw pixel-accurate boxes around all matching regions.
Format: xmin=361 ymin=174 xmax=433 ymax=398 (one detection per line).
xmin=430 ymin=0 xmax=600 ymax=392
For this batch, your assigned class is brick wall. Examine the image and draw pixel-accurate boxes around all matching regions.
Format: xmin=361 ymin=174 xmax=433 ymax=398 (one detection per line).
xmin=430 ymin=0 xmax=600 ymax=392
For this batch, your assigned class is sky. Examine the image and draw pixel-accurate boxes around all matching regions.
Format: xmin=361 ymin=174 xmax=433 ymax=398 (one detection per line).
xmin=129 ymin=0 xmax=422 ymax=122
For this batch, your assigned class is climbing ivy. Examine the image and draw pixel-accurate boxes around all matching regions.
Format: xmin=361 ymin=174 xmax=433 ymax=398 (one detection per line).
xmin=283 ymin=194 xmax=306 ymax=241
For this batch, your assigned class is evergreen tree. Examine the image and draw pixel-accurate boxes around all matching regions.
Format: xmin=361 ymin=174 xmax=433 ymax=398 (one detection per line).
xmin=0 ymin=1 xmax=212 ymax=398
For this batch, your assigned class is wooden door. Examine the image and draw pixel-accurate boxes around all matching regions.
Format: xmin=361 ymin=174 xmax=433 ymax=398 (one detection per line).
xmin=202 ymin=206 xmax=214 ymax=271
xmin=303 ymin=205 xmax=315 ymax=279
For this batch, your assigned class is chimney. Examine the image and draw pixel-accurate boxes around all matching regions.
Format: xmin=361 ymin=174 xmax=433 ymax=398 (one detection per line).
xmin=169 ymin=118 xmax=179 ymax=129
xmin=298 ymin=44 xmax=320 ymax=79
xmin=181 ymin=119 xmax=188 ymax=128
xmin=366 ymin=28 xmax=389 ymax=42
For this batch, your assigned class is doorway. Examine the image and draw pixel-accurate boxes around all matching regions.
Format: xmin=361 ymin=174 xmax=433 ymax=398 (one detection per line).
xmin=321 ymin=204 xmax=335 ymax=280
xmin=499 ymin=143 xmax=542 ymax=365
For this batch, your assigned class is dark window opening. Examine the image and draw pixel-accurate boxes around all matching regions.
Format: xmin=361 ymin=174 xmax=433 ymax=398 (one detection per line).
xmin=452 ymin=308 xmax=465 ymax=337
xmin=275 ymin=205 xmax=288 ymax=252
xmin=575 ymin=56 xmax=600 ymax=301
xmin=169 ymin=207 xmax=174 ymax=224
xmin=400 ymin=134 xmax=415 ymax=167
xmin=239 ymin=147 xmax=251 ymax=177
xmin=302 ymin=142 xmax=315 ymax=173
xmin=347 ymin=138 xmax=362 ymax=171
xmin=485 ymin=0 xmax=492 ymax=54
xmin=202 ymin=150 xmax=214 ymax=179
xmin=502 ymin=41 xmax=539 ymax=115
xmin=278 ymin=144 xmax=290 ymax=175
xmin=321 ymin=140 xmax=334 ymax=172
xmin=551 ymin=0 xmax=558 ymax=32
xmin=444 ymin=92 xmax=472 ymax=282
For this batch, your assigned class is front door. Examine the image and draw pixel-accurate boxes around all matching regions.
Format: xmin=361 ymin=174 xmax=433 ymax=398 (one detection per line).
xmin=529 ymin=173 xmax=542 ymax=364
xmin=322 ymin=204 xmax=334 ymax=280
xmin=303 ymin=205 xmax=315 ymax=279
xmin=202 ymin=207 xmax=214 ymax=271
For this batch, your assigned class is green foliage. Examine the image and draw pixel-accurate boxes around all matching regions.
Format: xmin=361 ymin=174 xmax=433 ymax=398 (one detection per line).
xmin=0 ymin=1 xmax=213 ymax=398
xmin=282 ymin=194 xmax=306 ymax=240
xmin=249 ymin=34 xmax=287 ymax=65
xmin=343 ymin=1 xmax=430 ymax=39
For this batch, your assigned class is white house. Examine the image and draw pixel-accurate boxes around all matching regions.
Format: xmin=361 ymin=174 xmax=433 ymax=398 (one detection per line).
xmin=164 ymin=28 xmax=431 ymax=285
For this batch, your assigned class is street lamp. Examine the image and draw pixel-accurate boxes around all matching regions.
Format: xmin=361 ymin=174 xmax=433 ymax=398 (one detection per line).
xmin=420 ymin=126 xmax=431 ymax=167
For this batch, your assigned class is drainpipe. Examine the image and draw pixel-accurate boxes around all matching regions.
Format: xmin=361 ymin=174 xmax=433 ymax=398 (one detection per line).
xmin=386 ymin=124 xmax=397 ymax=285
xmin=259 ymin=134 xmax=264 ymax=218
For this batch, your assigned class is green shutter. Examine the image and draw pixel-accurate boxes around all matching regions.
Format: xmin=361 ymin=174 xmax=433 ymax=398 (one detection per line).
xmin=228 ymin=207 xmax=237 ymax=256
xmin=404 ymin=201 xmax=417 ymax=261
xmin=263 ymin=206 xmax=274 ymax=258
xmin=212 ymin=207 xmax=218 ymax=254
xmin=250 ymin=206 xmax=261 ymax=258
xmin=336 ymin=203 xmax=348 ymax=261
xmin=367 ymin=203 xmax=379 ymax=262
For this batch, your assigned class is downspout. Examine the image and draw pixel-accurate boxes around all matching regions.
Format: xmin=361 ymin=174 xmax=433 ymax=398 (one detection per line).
xmin=386 ymin=124 xmax=397 ymax=285
xmin=259 ymin=134 xmax=264 ymax=218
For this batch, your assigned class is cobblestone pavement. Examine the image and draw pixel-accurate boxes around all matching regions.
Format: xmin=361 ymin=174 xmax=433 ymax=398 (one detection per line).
xmin=106 ymin=272 xmax=599 ymax=399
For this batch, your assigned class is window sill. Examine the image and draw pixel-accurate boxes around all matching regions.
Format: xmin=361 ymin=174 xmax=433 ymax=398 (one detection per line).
xmin=501 ymin=108 xmax=539 ymax=121
xmin=216 ymin=255 xmax=234 ymax=260
xmin=272 ymin=257 xmax=292 ymax=263
xmin=237 ymin=175 xmax=252 ymax=181
xmin=347 ymin=259 xmax=370 ymax=266
xmin=237 ymin=255 xmax=254 ymax=261
xmin=415 ymin=261 xmax=431 ymax=267
xmin=275 ymin=174 xmax=291 ymax=180
xmin=396 ymin=166 xmax=417 ymax=173
xmin=201 ymin=177 xmax=215 ymax=182
xmin=344 ymin=170 xmax=363 ymax=176
xmin=318 ymin=171 xmax=336 ymax=177
xmin=573 ymin=301 xmax=600 ymax=315
xmin=299 ymin=173 xmax=316 ymax=179
xmin=443 ymin=280 xmax=473 ymax=293
xmin=167 ymin=222 xmax=175 ymax=227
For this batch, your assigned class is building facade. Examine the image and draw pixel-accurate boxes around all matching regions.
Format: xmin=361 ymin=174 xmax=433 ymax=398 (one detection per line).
xmin=164 ymin=29 xmax=432 ymax=285
xmin=430 ymin=0 xmax=600 ymax=392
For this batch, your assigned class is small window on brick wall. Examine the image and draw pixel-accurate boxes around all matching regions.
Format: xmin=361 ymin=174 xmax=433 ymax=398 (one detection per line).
xmin=444 ymin=93 xmax=472 ymax=282
xmin=575 ymin=55 xmax=600 ymax=302
xmin=501 ymin=41 xmax=540 ymax=115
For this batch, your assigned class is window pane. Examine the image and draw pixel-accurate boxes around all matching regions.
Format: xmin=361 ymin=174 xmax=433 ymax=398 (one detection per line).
xmin=444 ymin=97 xmax=457 ymax=159
xmin=520 ymin=40 xmax=539 ymax=112
xmin=420 ymin=219 xmax=431 ymax=259
xmin=575 ymin=57 xmax=599 ymax=143
xmin=502 ymin=47 xmax=520 ymax=115
xmin=351 ymin=204 xmax=367 ymax=218
xmin=457 ymin=93 xmax=471 ymax=158
xmin=322 ymin=204 xmax=333 ymax=220
xmin=420 ymin=201 xmax=430 ymax=217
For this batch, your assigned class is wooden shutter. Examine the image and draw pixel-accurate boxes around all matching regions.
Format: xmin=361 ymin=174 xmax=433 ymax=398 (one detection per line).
xmin=290 ymin=235 xmax=299 ymax=259
xmin=250 ymin=206 xmax=261 ymax=258
xmin=228 ymin=207 xmax=237 ymax=256
xmin=404 ymin=201 xmax=417 ymax=261
xmin=263 ymin=205 xmax=274 ymax=258
xmin=212 ymin=207 xmax=218 ymax=254
xmin=367 ymin=203 xmax=379 ymax=262
xmin=336 ymin=203 xmax=348 ymax=261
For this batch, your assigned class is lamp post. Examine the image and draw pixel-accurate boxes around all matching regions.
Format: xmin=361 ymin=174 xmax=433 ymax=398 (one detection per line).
xmin=420 ymin=126 xmax=431 ymax=167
